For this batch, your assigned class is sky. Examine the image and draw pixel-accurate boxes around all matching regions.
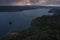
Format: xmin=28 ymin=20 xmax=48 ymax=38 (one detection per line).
xmin=0 ymin=0 xmax=60 ymax=6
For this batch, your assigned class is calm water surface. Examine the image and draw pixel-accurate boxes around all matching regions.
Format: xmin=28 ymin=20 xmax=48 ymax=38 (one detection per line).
xmin=0 ymin=8 xmax=52 ymax=36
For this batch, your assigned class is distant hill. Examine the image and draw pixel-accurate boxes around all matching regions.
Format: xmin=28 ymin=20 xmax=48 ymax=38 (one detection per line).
xmin=0 ymin=5 xmax=41 ymax=12
xmin=0 ymin=5 xmax=60 ymax=12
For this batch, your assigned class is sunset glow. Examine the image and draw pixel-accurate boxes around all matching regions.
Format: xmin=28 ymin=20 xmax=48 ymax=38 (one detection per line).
xmin=17 ymin=0 xmax=48 ymax=6
xmin=0 ymin=0 xmax=60 ymax=6
xmin=17 ymin=0 xmax=31 ymax=6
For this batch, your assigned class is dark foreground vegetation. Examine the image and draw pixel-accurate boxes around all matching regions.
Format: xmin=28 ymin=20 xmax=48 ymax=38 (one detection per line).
xmin=1 ymin=8 xmax=60 ymax=40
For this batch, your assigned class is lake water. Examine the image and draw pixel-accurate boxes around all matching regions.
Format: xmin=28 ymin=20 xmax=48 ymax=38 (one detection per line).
xmin=0 ymin=8 xmax=52 ymax=36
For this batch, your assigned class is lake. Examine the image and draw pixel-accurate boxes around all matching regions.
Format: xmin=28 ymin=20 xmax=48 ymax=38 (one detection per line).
xmin=0 ymin=8 xmax=52 ymax=36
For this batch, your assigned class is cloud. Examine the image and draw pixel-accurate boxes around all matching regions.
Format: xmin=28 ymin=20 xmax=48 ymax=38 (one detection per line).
xmin=0 ymin=0 xmax=60 ymax=5
xmin=47 ymin=0 xmax=60 ymax=4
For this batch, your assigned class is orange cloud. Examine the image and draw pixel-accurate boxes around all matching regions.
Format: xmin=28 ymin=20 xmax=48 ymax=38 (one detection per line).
xmin=17 ymin=0 xmax=31 ymax=5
